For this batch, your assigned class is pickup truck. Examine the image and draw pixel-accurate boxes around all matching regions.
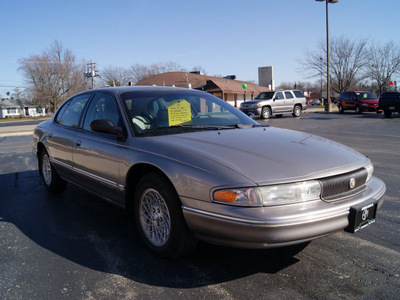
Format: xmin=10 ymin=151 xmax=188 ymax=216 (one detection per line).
xmin=378 ymin=91 xmax=400 ymax=117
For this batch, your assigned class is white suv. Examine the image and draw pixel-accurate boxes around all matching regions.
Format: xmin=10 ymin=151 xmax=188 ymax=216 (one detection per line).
xmin=240 ymin=90 xmax=307 ymax=119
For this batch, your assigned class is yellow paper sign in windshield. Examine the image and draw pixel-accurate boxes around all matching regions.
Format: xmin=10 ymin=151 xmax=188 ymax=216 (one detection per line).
xmin=168 ymin=99 xmax=191 ymax=126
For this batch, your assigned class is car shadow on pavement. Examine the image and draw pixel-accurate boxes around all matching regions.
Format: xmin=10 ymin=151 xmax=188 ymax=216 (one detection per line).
xmin=0 ymin=170 xmax=303 ymax=289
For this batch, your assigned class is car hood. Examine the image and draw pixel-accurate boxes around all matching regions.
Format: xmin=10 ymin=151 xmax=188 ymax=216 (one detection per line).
xmin=242 ymin=99 xmax=265 ymax=104
xmin=145 ymin=126 xmax=368 ymax=186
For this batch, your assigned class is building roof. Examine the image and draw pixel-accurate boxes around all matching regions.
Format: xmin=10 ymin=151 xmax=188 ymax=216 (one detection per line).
xmin=0 ymin=98 xmax=39 ymax=108
xmin=136 ymin=72 xmax=268 ymax=95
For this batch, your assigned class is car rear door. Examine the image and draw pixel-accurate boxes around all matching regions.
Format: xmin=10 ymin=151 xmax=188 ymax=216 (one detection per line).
xmin=347 ymin=92 xmax=356 ymax=110
xmin=284 ymin=91 xmax=295 ymax=112
xmin=47 ymin=93 xmax=92 ymax=179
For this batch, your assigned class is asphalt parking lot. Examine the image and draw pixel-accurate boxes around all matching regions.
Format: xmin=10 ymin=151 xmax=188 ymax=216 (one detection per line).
xmin=0 ymin=111 xmax=399 ymax=299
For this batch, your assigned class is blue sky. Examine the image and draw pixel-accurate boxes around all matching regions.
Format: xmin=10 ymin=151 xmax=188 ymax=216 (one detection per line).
xmin=1 ymin=0 xmax=398 ymax=97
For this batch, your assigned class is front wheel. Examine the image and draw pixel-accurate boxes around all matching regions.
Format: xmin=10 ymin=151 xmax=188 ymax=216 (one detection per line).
xmin=39 ymin=149 xmax=66 ymax=192
xmin=261 ymin=107 xmax=271 ymax=119
xmin=338 ymin=104 xmax=344 ymax=113
xmin=355 ymin=106 xmax=362 ymax=114
xmin=292 ymin=105 xmax=302 ymax=117
xmin=134 ymin=173 xmax=198 ymax=258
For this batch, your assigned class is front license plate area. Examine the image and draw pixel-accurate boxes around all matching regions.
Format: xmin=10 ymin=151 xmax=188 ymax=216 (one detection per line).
xmin=345 ymin=201 xmax=378 ymax=233
xmin=389 ymin=106 xmax=395 ymax=110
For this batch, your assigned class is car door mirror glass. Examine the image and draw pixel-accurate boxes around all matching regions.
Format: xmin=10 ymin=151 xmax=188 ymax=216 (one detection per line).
xmin=90 ymin=119 xmax=125 ymax=139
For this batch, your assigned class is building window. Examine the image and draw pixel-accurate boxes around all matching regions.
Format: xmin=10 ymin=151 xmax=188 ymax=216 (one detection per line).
xmin=7 ymin=108 xmax=17 ymax=114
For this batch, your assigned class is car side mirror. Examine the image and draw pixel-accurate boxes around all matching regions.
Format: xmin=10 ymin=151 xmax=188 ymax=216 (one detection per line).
xmin=90 ymin=119 xmax=125 ymax=140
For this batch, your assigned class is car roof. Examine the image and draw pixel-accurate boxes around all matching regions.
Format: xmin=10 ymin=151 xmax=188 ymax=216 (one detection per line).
xmin=380 ymin=91 xmax=400 ymax=94
xmin=75 ymin=86 xmax=206 ymax=97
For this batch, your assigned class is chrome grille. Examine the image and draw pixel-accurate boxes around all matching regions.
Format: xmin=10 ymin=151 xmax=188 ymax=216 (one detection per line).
xmin=319 ymin=168 xmax=368 ymax=201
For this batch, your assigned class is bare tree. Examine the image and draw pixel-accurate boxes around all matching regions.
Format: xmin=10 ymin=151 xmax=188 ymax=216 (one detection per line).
xmin=18 ymin=41 xmax=89 ymax=112
xmin=100 ymin=66 xmax=131 ymax=87
xmin=276 ymin=81 xmax=319 ymax=93
xmin=364 ymin=41 xmax=400 ymax=94
xmin=300 ymin=36 xmax=368 ymax=93
xmin=129 ymin=62 xmax=186 ymax=84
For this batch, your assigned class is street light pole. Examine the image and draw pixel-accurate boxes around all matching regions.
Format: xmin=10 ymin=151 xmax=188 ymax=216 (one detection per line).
xmin=316 ymin=0 xmax=338 ymax=113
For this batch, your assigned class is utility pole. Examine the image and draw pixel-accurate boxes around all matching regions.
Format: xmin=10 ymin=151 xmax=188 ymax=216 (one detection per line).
xmin=84 ymin=62 xmax=99 ymax=89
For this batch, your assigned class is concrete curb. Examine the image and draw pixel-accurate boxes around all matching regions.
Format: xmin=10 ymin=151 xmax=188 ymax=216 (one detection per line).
xmin=0 ymin=131 xmax=33 ymax=137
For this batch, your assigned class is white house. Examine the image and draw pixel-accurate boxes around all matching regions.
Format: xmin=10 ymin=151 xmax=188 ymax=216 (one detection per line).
xmin=0 ymin=98 xmax=46 ymax=119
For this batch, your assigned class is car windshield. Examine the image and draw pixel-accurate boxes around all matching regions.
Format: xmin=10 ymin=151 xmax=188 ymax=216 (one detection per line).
xmin=255 ymin=91 xmax=275 ymax=100
xmin=356 ymin=92 xmax=377 ymax=100
xmin=121 ymin=90 xmax=259 ymax=136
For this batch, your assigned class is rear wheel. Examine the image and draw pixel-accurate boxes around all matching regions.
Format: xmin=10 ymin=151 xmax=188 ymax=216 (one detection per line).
xmin=338 ymin=104 xmax=344 ymax=113
xmin=39 ymin=149 xmax=66 ymax=192
xmin=134 ymin=173 xmax=198 ymax=258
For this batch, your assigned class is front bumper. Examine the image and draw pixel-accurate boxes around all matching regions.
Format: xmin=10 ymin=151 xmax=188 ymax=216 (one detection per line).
xmin=361 ymin=105 xmax=381 ymax=112
xmin=240 ymin=107 xmax=261 ymax=116
xmin=182 ymin=176 xmax=385 ymax=249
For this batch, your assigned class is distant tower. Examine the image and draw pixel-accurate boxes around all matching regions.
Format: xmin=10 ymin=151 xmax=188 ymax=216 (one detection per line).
xmin=258 ymin=66 xmax=274 ymax=90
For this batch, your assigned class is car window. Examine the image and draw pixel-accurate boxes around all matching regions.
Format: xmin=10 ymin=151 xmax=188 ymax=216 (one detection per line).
xmin=83 ymin=93 xmax=120 ymax=131
xmin=255 ymin=92 xmax=274 ymax=100
xmin=339 ymin=92 xmax=349 ymax=100
xmin=57 ymin=94 xmax=91 ymax=128
xmin=121 ymin=90 xmax=258 ymax=136
xmin=284 ymin=91 xmax=294 ymax=99
xmin=275 ymin=92 xmax=284 ymax=100
xmin=356 ymin=92 xmax=377 ymax=100
xmin=54 ymin=101 xmax=70 ymax=123
xmin=293 ymin=91 xmax=305 ymax=98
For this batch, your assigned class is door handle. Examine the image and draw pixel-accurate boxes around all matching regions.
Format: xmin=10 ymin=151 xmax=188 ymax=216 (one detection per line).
xmin=74 ymin=140 xmax=81 ymax=147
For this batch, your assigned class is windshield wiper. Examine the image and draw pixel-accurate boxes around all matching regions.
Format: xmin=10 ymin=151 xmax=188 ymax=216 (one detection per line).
xmin=139 ymin=123 xmax=268 ymax=136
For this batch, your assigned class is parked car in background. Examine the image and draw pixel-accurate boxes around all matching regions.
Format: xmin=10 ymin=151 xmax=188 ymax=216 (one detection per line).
xmin=240 ymin=90 xmax=307 ymax=119
xmin=311 ymin=99 xmax=321 ymax=105
xmin=33 ymin=86 xmax=386 ymax=258
xmin=337 ymin=91 xmax=382 ymax=114
xmin=379 ymin=91 xmax=400 ymax=118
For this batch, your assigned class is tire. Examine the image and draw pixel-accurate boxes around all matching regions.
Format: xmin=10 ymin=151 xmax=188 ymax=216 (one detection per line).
xmin=261 ymin=107 xmax=271 ymax=119
xmin=39 ymin=149 xmax=67 ymax=193
xmin=355 ymin=106 xmax=362 ymax=114
xmin=134 ymin=173 xmax=198 ymax=258
xmin=292 ymin=105 xmax=302 ymax=117
xmin=338 ymin=104 xmax=344 ymax=113
xmin=384 ymin=110 xmax=392 ymax=118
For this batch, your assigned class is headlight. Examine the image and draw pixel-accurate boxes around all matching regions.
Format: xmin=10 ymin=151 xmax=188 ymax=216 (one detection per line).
xmin=213 ymin=180 xmax=321 ymax=206
xmin=365 ymin=162 xmax=374 ymax=182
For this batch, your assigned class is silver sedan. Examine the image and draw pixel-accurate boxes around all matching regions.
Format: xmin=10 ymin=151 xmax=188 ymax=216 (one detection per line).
xmin=33 ymin=86 xmax=386 ymax=258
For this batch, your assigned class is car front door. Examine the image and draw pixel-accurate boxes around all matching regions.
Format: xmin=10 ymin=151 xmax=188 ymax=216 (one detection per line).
xmin=72 ymin=92 xmax=127 ymax=204
xmin=273 ymin=92 xmax=286 ymax=112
